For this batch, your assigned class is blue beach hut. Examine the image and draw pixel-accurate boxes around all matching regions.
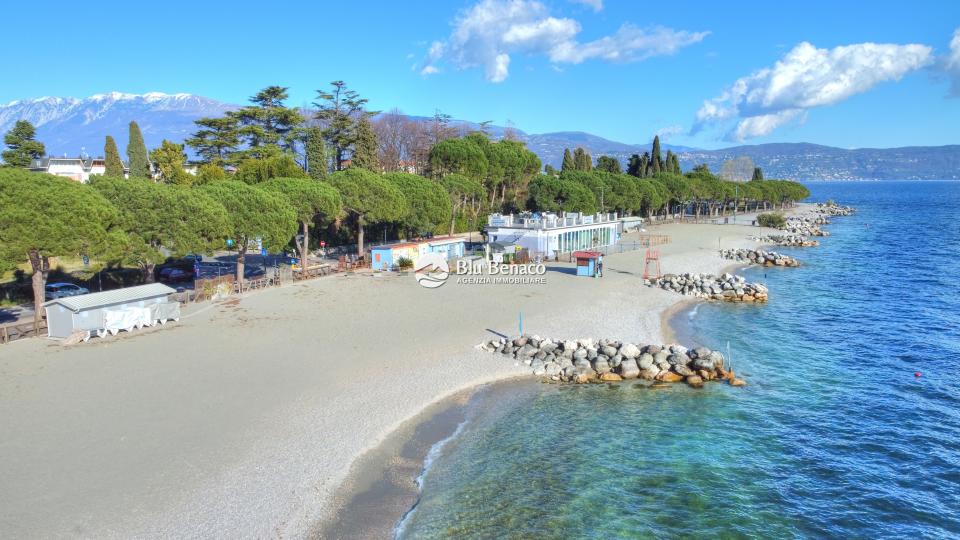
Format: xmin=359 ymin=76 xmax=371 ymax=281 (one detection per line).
xmin=573 ymin=251 xmax=600 ymax=277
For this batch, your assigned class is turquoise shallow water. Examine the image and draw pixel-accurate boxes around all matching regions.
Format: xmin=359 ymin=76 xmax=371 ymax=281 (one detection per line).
xmin=400 ymin=182 xmax=960 ymax=539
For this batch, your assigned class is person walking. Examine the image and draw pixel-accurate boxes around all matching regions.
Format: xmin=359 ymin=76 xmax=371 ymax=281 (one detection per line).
xmin=598 ymin=254 xmax=604 ymax=278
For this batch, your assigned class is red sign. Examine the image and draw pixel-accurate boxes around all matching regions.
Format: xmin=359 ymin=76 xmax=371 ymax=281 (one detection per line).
xmin=320 ymin=241 xmax=326 ymax=248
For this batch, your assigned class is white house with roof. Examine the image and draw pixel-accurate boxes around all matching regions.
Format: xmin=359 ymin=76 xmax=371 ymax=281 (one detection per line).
xmin=485 ymin=212 xmax=622 ymax=259
xmin=30 ymin=157 xmax=127 ymax=182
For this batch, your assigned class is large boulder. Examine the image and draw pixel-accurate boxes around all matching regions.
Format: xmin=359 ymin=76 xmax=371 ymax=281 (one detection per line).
xmin=656 ymin=371 xmax=684 ymax=383
xmin=544 ymin=362 xmax=561 ymax=376
xmin=619 ymin=358 xmax=640 ymax=379
xmin=637 ymin=353 xmax=655 ymax=371
xmin=518 ymin=344 xmax=538 ymax=358
xmin=691 ymin=347 xmax=711 ymax=360
xmin=513 ymin=336 xmax=528 ymax=347
xmin=601 ymin=345 xmax=618 ymax=358
xmin=599 ymin=372 xmax=623 ymax=382
xmin=673 ymin=363 xmax=695 ymax=377
xmin=639 ymin=367 xmax=660 ymax=380
xmin=619 ymin=343 xmax=641 ymax=359
xmin=685 ymin=375 xmax=704 ymax=388
xmin=666 ymin=353 xmax=687 ymax=366
xmin=593 ymin=359 xmax=612 ymax=374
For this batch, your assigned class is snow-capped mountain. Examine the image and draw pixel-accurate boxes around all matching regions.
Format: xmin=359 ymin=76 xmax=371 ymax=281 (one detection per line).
xmin=0 ymin=92 xmax=236 ymax=158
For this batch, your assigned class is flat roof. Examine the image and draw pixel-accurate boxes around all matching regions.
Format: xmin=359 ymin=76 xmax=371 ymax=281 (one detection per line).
xmin=43 ymin=283 xmax=175 ymax=312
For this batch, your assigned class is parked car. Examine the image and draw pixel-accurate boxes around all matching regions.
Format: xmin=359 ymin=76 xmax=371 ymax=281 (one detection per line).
xmin=159 ymin=267 xmax=194 ymax=283
xmin=182 ymin=254 xmax=204 ymax=263
xmin=45 ymin=282 xmax=89 ymax=300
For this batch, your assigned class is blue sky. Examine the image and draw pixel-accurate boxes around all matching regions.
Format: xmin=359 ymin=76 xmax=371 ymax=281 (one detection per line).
xmin=5 ymin=0 xmax=960 ymax=149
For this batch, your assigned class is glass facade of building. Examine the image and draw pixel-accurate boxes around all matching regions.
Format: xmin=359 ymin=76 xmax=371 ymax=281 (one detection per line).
xmin=556 ymin=226 xmax=613 ymax=253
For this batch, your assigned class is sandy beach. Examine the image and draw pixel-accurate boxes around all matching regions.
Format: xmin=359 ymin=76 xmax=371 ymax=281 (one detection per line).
xmin=0 ymin=216 xmax=781 ymax=539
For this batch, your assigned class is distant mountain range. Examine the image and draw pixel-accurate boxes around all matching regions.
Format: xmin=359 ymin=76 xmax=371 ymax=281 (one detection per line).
xmin=2 ymin=92 xmax=958 ymax=180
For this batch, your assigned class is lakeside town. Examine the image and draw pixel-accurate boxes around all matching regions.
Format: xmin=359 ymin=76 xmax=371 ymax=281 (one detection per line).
xmin=3 ymin=1 xmax=959 ymax=538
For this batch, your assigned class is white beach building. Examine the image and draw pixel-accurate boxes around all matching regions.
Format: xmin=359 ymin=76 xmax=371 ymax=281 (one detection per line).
xmin=30 ymin=157 xmax=126 ymax=182
xmin=485 ymin=212 xmax=621 ymax=259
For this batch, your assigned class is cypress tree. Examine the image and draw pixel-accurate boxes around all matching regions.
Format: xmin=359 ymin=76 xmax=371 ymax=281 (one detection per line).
xmin=640 ymin=152 xmax=650 ymax=177
xmin=350 ymin=115 xmax=378 ymax=171
xmin=752 ymin=167 xmax=764 ymax=181
xmin=651 ymin=136 xmax=662 ymax=175
xmin=573 ymin=147 xmax=592 ymax=171
xmin=672 ymin=153 xmax=682 ymax=174
xmin=104 ymin=135 xmax=124 ymax=177
xmin=561 ymin=148 xmax=575 ymax=172
xmin=126 ymin=121 xmax=150 ymax=178
xmin=626 ymin=154 xmax=642 ymax=177
xmin=305 ymin=126 xmax=327 ymax=179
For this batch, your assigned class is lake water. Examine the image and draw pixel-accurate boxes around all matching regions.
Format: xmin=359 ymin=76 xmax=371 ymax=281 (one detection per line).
xmin=398 ymin=182 xmax=960 ymax=539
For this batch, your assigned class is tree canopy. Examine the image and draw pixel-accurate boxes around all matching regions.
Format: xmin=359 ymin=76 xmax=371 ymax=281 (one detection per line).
xmin=326 ymin=168 xmax=408 ymax=255
xmin=197 ymin=180 xmax=297 ymax=253
xmin=2 ymin=120 xmax=45 ymax=167
xmin=384 ymin=172 xmax=451 ymax=236
xmin=234 ymin=153 xmax=308 ymax=184
xmin=0 ymin=169 xmax=120 ymax=320
xmin=150 ymin=140 xmax=191 ymax=184
xmin=90 ymin=176 xmax=230 ymax=280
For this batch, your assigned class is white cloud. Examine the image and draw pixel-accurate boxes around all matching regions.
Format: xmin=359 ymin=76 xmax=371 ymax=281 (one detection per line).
xmin=945 ymin=27 xmax=960 ymax=96
xmin=570 ymin=0 xmax=603 ymax=12
xmin=694 ymin=41 xmax=933 ymax=141
xmin=421 ymin=0 xmax=706 ymax=82
xmin=654 ymin=124 xmax=684 ymax=141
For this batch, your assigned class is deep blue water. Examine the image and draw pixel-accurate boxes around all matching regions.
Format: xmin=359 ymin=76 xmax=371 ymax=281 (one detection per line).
xmin=400 ymin=182 xmax=960 ymax=539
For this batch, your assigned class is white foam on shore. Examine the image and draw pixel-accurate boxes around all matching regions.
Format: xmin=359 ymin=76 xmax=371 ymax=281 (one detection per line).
xmin=394 ymin=419 xmax=469 ymax=539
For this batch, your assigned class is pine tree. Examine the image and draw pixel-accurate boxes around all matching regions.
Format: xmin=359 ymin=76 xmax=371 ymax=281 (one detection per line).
xmin=573 ymin=147 xmax=592 ymax=171
xmin=351 ymin=115 xmax=378 ymax=171
xmin=752 ymin=167 xmax=764 ymax=181
xmin=126 ymin=121 xmax=150 ymax=178
xmin=561 ymin=148 xmax=575 ymax=172
xmin=651 ymin=136 xmax=662 ymax=175
xmin=2 ymin=120 xmax=45 ymax=168
xmin=187 ymin=116 xmax=240 ymax=164
xmin=640 ymin=152 xmax=650 ymax=177
xmin=104 ymin=135 xmax=124 ymax=177
xmin=305 ymin=126 xmax=327 ymax=179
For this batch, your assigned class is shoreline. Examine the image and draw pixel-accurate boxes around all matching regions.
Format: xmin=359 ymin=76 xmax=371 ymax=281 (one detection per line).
xmin=0 ymin=207 xmax=823 ymax=539
xmin=319 ymin=206 xmax=830 ymax=537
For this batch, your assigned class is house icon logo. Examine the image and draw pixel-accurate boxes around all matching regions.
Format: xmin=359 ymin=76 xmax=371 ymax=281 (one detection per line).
xmin=414 ymin=253 xmax=450 ymax=288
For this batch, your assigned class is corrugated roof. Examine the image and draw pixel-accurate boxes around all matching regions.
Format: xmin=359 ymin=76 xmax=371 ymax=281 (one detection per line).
xmin=426 ymin=236 xmax=464 ymax=246
xmin=44 ymin=283 xmax=176 ymax=312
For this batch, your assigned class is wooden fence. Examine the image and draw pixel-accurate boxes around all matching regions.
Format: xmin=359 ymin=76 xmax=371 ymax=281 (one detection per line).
xmin=553 ymin=235 xmax=671 ymax=263
xmin=0 ymin=319 xmax=48 ymax=344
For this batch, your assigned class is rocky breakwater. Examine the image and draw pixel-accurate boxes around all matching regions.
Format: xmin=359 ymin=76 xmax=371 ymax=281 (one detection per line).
xmin=783 ymin=216 xmax=829 ymax=237
xmin=751 ymin=234 xmax=819 ymax=247
xmin=645 ymin=272 xmax=768 ymax=303
xmin=816 ymin=201 xmax=855 ymax=216
xmin=478 ymin=335 xmax=747 ymax=387
xmin=721 ymin=248 xmax=800 ymax=267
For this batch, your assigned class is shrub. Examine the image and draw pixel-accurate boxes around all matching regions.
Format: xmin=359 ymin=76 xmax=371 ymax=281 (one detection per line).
xmin=757 ymin=212 xmax=786 ymax=229
xmin=396 ymin=256 xmax=413 ymax=270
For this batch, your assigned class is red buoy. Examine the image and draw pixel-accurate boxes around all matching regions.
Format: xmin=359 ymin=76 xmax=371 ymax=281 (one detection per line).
xmin=914 ymin=372 xmax=922 ymax=378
